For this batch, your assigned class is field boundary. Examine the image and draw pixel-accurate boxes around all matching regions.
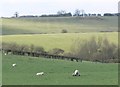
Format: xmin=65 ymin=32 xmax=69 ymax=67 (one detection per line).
xmin=2 ymin=49 xmax=82 ymax=62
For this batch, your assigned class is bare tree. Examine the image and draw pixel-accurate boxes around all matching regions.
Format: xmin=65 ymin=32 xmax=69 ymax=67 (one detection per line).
xmin=74 ymin=9 xmax=80 ymax=16
xmin=70 ymin=36 xmax=118 ymax=63
xmin=14 ymin=12 xmax=19 ymax=18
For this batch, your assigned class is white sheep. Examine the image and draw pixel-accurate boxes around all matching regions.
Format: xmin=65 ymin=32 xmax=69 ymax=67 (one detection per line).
xmin=72 ymin=69 xmax=80 ymax=76
xmin=36 ymin=72 xmax=44 ymax=76
xmin=12 ymin=63 xmax=16 ymax=67
xmin=4 ymin=53 xmax=7 ymax=55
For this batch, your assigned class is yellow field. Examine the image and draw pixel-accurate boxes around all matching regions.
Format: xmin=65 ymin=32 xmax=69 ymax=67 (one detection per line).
xmin=1 ymin=32 xmax=118 ymax=52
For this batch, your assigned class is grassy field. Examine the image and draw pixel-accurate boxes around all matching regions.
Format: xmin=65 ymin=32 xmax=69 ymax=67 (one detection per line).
xmin=1 ymin=16 xmax=119 ymax=85
xmin=2 ymin=54 xmax=118 ymax=85
xmin=1 ymin=16 xmax=118 ymax=52
xmin=2 ymin=16 xmax=118 ymax=35
xmin=2 ymin=32 xmax=118 ymax=52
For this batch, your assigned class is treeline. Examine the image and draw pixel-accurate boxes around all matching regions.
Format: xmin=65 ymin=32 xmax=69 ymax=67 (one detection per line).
xmin=19 ymin=15 xmax=38 ymax=18
xmin=1 ymin=36 xmax=119 ymax=63
xmin=69 ymin=37 xmax=119 ymax=63
xmin=18 ymin=13 xmax=72 ymax=18
xmin=17 ymin=13 xmax=120 ymax=18
xmin=104 ymin=13 xmax=120 ymax=16
xmin=13 ymin=10 xmax=120 ymax=18
xmin=40 ymin=13 xmax=72 ymax=17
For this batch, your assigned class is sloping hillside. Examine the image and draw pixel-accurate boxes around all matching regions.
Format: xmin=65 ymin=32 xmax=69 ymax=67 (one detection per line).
xmin=3 ymin=54 xmax=118 ymax=85
xmin=2 ymin=16 xmax=118 ymax=35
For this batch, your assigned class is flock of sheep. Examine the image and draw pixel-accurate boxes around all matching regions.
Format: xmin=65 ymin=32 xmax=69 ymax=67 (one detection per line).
xmin=12 ymin=63 xmax=80 ymax=77
xmin=4 ymin=52 xmax=81 ymax=77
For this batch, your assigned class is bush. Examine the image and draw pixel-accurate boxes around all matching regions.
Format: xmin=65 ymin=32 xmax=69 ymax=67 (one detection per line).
xmin=61 ymin=29 xmax=68 ymax=33
xmin=29 ymin=44 xmax=35 ymax=52
xmin=18 ymin=44 xmax=29 ymax=52
xmin=34 ymin=46 xmax=45 ymax=53
xmin=2 ymin=42 xmax=19 ymax=51
xmin=48 ymin=48 xmax=64 ymax=55
xmin=2 ymin=42 xmax=45 ymax=53
xmin=70 ymin=36 xmax=118 ymax=63
xmin=63 ymin=52 xmax=73 ymax=57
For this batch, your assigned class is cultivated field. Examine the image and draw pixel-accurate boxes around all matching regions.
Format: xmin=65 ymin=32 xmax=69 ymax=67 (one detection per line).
xmin=2 ymin=54 xmax=118 ymax=85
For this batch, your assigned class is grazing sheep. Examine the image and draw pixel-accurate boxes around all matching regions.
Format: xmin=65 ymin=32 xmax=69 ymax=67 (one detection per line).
xmin=36 ymin=72 xmax=44 ymax=76
xmin=12 ymin=63 xmax=16 ymax=67
xmin=4 ymin=53 xmax=7 ymax=55
xmin=72 ymin=70 xmax=80 ymax=76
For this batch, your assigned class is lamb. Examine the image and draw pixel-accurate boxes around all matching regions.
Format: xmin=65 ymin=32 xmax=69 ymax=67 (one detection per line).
xmin=12 ymin=63 xmax=16 ymax=67
xmin=72 ymin=69 xmax=80 ymax=76
xmin=36 ymin=72 xmax=44 ymax=76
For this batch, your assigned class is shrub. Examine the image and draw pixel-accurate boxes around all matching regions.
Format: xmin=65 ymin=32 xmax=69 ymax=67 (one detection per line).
xmin=70 ymin=36 xmax=118 ymax=63
xmin=48 ymin=48 xmax=64 ymax=55
xmin=19 ymin=44 xmax=29 ymax=52
xmin=34 ymin=46 xmax=45 ymax=53
xmin=30 ymin=44 xmax=35 ymax=52
xmin=2 ymin=42 xmax=18 ymax=51
xmin=61 ymin=29 xmax=68 ymax=33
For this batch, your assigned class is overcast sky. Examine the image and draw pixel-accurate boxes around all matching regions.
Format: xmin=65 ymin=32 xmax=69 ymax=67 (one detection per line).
xmin=0 ymin=0 xmax=119 ymax=17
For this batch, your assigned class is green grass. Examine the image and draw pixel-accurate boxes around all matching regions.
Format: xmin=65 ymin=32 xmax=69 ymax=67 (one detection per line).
xmin=2 ymin=54 xmax=118 ymax=85
xmin=2 ymin=32 xmax=118 ymax=52
xmin=2 ymin=16 xmax=118 ymax=35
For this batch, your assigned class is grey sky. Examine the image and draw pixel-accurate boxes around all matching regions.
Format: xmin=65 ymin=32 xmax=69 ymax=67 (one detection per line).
xmin=0 ymin=0 xmax=119 ymax=17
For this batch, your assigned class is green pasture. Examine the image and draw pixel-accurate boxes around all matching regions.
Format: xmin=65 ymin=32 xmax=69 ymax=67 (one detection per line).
xmin=2 ymin=16 xmax=118 ymax=35
xmin=2 ymin=54 xmax=118 ymax=85
xmin=1 ymin=32 xmax=118 ymax=52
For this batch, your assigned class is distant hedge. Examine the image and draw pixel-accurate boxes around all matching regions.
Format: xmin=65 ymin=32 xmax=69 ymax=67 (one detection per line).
xmin=2 ymin=43 xmax=45 ymax=54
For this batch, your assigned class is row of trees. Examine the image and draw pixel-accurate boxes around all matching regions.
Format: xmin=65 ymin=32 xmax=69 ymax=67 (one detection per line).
xmin=73 ymin=9 xmax=102 ymax=17
xmin=104 ymin=13 xmax=120 ymax=16
xmin=14 ymin=10 xmax=120 ymax=18
xmin=69 ymin=37 xmax=119 ymax=63
xmin=41 ymin=12 xmax=72 ymax=17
